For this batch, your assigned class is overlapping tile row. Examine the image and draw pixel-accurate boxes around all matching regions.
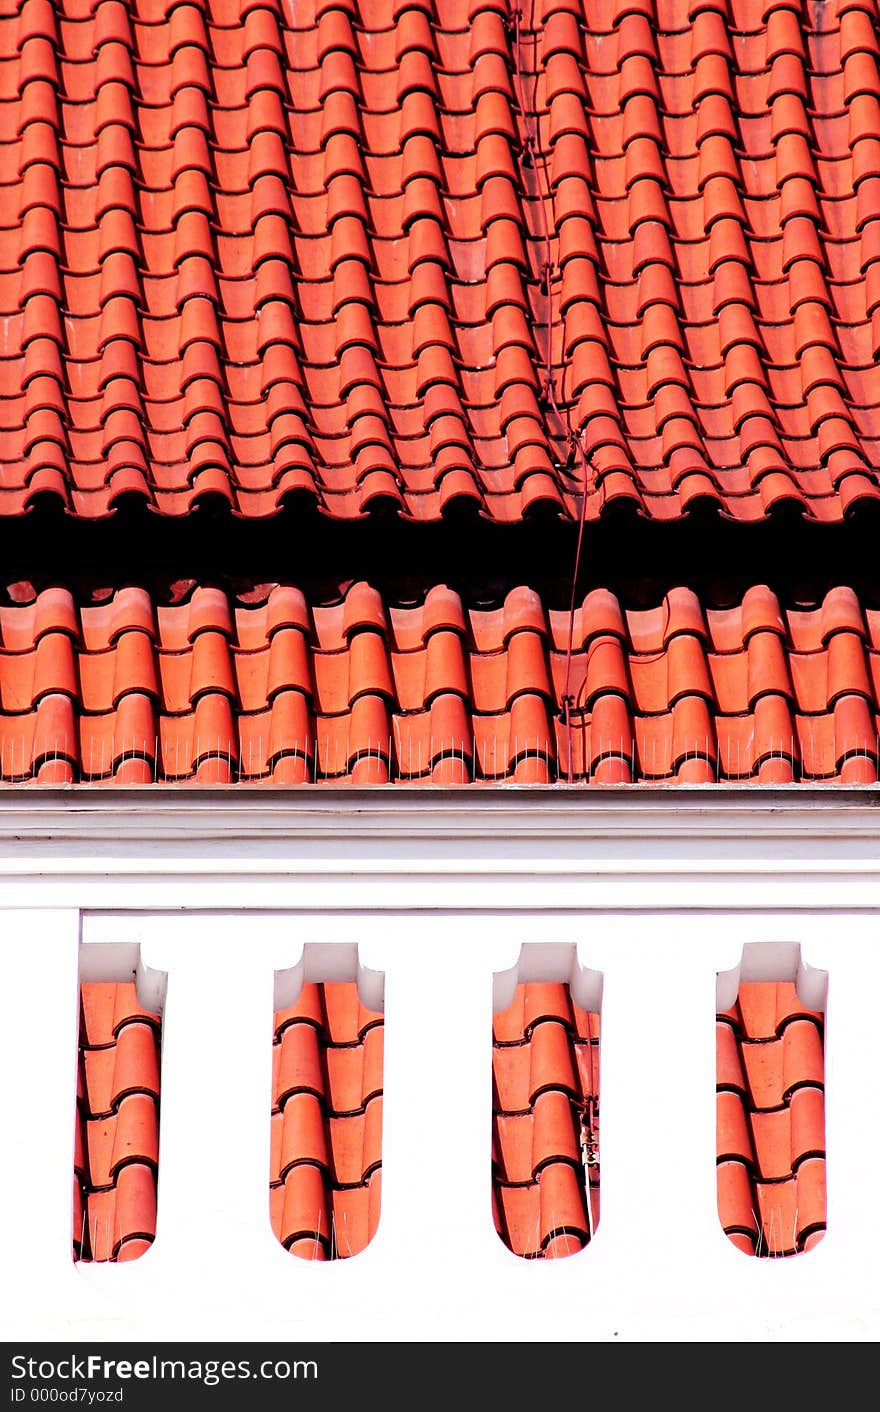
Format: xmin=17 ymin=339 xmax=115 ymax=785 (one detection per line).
xmin=717 ymin=980 xmax=825 ymax=1257
xmin=493 ymin=982 xmax=599 ymax=1258
xmin=3 ymin=579 xmax=880 ymax=784
xmin=3 ymin=0 xmax=880 ymax=522
xmin=74 ymin=981 xmax=161 ymax=1263
xmin=270 ymin=981 xmax=383 ymax=1259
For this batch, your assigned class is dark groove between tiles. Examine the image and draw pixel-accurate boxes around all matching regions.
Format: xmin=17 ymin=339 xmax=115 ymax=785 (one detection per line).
xmin=2 ymin=502 xmax=880 ymax=609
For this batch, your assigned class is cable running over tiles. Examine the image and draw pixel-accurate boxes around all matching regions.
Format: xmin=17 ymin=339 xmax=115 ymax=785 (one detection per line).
xmin=510 ymin=0 xmax=594 ymax=779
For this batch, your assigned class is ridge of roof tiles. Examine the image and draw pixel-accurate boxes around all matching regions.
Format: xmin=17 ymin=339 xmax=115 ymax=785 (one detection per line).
xmin=271 ymin=981 xmax=383 ymax=1259
xmin=716 ymin=979 xmax=826 ymax=1256
xmin=3 ymin=0 xmax=880 ymax=523
xmin=74 ymin=980 xmax=161 ymax=1263
xmin=4 ymin=580 xmax=880 ymax=784
xmin=493 ymin=981 xmax=600 ymax=1257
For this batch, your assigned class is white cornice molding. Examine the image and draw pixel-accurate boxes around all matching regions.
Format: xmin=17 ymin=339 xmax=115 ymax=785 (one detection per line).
xmin=0 ymin=786 xmax=878 ymax=910
xmin=0 ymin=783 xmax=878 ymax=842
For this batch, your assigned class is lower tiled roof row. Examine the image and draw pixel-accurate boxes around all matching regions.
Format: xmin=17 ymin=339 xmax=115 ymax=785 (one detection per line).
xmin=73 ymin=977 xmax=824 ymax=1264
xmin=3 ymin=580 xmax=880 ymax=785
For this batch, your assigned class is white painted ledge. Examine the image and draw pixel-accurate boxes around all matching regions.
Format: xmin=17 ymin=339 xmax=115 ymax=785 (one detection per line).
xmin=0 ymin=786 xmax=878 ymax=913
xmin=0 ymin=783 xmax=878 ymax=842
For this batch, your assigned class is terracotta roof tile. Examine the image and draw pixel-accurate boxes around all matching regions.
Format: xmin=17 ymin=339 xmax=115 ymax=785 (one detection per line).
xmin=271 ymin=981 xmax=383 ymax=1260
xmin=493 ymin=981 xmax=599 ymax=1258
xmin=4 ymin=579 xmax=880 ymax=785
xmin=1 ymin=1 xmax=879 ymax=521
xmin=716 ymin=979 xmax=826 ymax=1258
xmin=74 ymin=981 xmax=161 ymax=1263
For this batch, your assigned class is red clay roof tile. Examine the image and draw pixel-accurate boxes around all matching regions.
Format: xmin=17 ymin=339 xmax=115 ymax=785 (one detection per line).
xmin=716 ymin=978 xmax=826 ymax=1258
xmin=493 ymin=982 xmax=599 ymax=1259
xmin=75 ymin=982 xmax=161 ymax=1263
xmin=270 ymin=981 xmax=383 ymax=1260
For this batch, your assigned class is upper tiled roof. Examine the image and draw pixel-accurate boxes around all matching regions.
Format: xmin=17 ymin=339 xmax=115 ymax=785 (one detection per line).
xmin=3 ymin=0 xmax=880 ymax=523
xmin=4 ymin=579 xmax=880 ymax=785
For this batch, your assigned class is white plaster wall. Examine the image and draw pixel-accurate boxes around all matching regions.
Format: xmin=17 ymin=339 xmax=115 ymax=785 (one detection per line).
xmin=0 ymin=790 xmax=877 ymax=1342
